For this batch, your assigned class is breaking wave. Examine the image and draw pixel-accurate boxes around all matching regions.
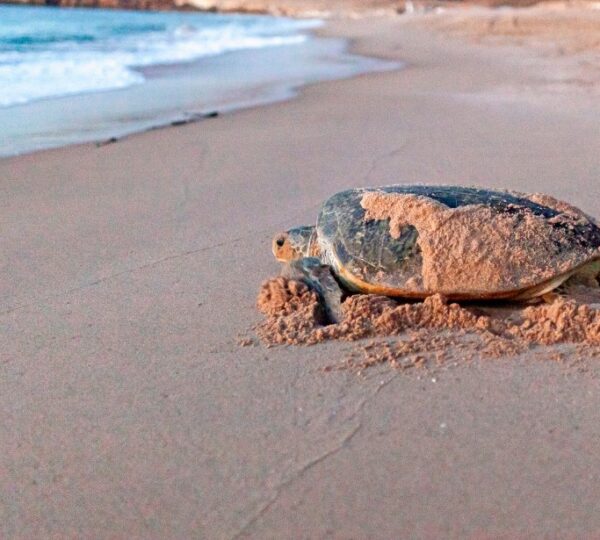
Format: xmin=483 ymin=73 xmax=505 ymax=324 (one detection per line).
xmin=0 ymin=6 xmax=321 ymax=106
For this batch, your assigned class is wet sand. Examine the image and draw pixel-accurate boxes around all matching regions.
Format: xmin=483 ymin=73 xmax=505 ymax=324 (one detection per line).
xmin=2 ymin=9 xmax=600 ymax=538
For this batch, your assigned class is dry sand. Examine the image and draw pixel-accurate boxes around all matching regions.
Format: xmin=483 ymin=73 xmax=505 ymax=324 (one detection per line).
xmin=2 ymin=6 xmax=600 ymax=538
xmin=413 ymin=2 xmax=600 ymax=99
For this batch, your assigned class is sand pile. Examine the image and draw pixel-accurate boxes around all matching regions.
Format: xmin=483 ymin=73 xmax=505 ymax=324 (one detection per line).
xmin=257 ymin=284 xmax=492 ymax=344
xmin=255 ymin=277 xmax=600 ymax=371
xmin=514 ymin=300 xmax=600 ymax=345
xmin=255 ymin=277 xmax=324 ymax=345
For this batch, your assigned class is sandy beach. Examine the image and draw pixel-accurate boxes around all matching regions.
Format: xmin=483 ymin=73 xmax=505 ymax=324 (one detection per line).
xmin=2 ymin=5 xmax=600 ymax=537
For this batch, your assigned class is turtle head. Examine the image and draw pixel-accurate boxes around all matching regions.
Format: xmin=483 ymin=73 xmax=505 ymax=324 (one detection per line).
xmin=272 ymin=226 xmax=318 ymax=262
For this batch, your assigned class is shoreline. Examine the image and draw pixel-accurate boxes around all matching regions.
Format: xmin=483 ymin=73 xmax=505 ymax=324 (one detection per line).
xmin=0 ymin=14 xmax=398 ymax=158
xmin=3 ymin=1 xmax=598 ymax=158
xmin=2 ymin=8 xmax=600 ymax=537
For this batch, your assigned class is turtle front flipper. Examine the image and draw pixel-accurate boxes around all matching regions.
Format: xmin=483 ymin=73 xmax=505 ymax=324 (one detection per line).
xmin=281 ymin=257 xmax=344 ymax=324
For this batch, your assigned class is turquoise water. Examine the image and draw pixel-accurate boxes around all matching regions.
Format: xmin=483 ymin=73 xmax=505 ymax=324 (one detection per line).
xmin=0 ymin=5 xmax=318 ymax=106
xmin=0 ymin=5 xmax=398 ymax=156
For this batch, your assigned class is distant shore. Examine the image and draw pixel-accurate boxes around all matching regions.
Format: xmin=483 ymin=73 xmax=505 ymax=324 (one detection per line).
xmin=0 ymin=0 xmax=595 ymax=17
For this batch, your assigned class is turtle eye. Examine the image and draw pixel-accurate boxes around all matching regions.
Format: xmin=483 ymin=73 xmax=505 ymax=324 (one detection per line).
xmin=276 ymin=237 xmax=285 ymax=247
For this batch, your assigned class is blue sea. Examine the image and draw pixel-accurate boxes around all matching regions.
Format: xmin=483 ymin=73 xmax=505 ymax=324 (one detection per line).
xmin=0 ymin=5 xmax=396 ymax=156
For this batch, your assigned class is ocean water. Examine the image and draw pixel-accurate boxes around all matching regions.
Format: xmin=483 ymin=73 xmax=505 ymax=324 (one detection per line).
xmin=0 ymin=5 xmax=319 ymax=107
xmin=0 ymin=6 xmax=398 ymax=156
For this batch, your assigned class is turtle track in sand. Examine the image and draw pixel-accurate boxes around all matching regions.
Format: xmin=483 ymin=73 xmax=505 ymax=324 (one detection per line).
xmin=253 ymin=277 xmax=600 ymax=373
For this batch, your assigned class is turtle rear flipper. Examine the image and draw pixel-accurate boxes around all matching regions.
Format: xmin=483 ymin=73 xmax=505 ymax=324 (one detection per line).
xmin=567 ymin=259 xmax=600 ymax=287
xmin=282 ymin=257 xmax=344 ymax=324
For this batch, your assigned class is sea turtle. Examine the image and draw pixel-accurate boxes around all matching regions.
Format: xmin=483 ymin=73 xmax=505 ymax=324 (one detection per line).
xmin=271 ymin=185 xmax=600 ymax=323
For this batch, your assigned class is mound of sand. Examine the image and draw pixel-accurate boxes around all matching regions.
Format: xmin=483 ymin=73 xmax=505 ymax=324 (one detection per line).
xmin=255 ymin=277 xmax=600 ymax=372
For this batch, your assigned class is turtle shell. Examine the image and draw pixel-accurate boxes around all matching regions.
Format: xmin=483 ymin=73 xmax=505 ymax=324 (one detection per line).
xmin=315 ymin=185 xmax=600 ymax=299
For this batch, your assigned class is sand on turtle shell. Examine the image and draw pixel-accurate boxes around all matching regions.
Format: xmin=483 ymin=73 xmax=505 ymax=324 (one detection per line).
xmin=255 ymin=277 xmax=600 ymax=372
xmin=522 ymin=192 xmax=598 ymax=223
xmin=359 ymin=191 xmax=598 ymax=295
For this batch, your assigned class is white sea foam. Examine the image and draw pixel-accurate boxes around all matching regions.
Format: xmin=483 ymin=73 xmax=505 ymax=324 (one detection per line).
xmin=0 ymin=60 xmax=144 ymax=106
xmin=0 ymin=7 xmax=320 ymax=107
